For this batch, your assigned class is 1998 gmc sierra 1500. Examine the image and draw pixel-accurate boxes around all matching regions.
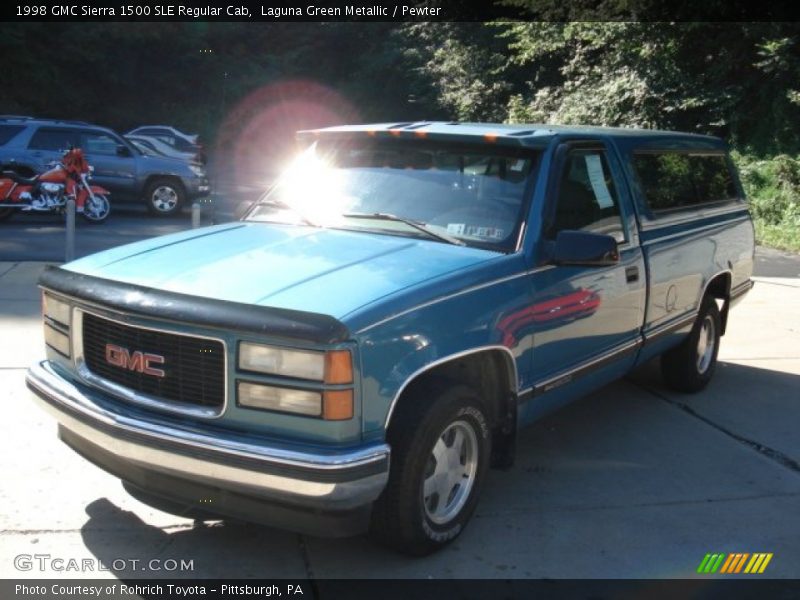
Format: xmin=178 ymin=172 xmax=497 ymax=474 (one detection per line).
xmin=27 ymin=122 xmax=754 ymax=555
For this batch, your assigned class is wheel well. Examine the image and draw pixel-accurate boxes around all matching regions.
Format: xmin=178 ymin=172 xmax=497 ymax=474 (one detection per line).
xmin=390 ymin=349 xmax=517 ymax=468
xmin=705 ymin=272 xmax=731 ymax=334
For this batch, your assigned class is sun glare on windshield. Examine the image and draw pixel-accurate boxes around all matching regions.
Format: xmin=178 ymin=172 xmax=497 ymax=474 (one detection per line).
xmin=247 ymin=138 xmax=538 ymax=252
xmin=276 ymin=144 xmax=355 ymax=224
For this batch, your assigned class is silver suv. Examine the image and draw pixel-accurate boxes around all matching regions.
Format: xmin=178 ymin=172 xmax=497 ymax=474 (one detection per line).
xmin=0 ymin=117 xmax=210 ymax=216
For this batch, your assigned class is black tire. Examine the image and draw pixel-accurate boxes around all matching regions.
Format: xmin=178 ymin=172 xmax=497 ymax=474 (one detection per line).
xmin=0 ymin=207 xmax=13 ymax=222
xmin=369 ymin=381 xmax=491 ymax=556
xmin=145 ymin=178 xmax=185 ymax=216
xmin=661 ymin=295 xmax=721 ymax=393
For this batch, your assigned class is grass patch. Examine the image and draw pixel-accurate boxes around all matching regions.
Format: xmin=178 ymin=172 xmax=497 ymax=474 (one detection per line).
xmin=754 ymin=221 xmax=800 ymax=252
xmin=732 ymin=152 xmax=800 ymax=253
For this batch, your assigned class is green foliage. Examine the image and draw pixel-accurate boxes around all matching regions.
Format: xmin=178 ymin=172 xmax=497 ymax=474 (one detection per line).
xmin=495 ymin=21 xmax=800 ymax=152
xmin=0 ymin=23 xmax=430 ymax=139
xmin=733 ymin=152 xmax=800 ymax=251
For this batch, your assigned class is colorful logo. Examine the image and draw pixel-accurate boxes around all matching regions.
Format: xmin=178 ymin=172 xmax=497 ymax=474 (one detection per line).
xmin=697 ymin=553 xmax=773 ymax=574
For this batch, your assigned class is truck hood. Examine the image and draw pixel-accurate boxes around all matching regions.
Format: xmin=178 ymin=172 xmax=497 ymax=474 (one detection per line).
xmin=64 ymin=222 xmax=498 ymax=319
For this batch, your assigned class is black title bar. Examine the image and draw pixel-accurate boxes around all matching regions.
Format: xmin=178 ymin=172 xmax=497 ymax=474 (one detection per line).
xmin=3 ymin=579 xmax=800 ymax=600
xmin=2 ymin=0 xmax=800 ymax=22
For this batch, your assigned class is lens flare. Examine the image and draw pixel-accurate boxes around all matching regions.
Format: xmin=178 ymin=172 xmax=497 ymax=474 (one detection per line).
xmin=215 ymin=80 xmax=360 ymax=193
xmin=271 ymin=144 xmax=357 ymax=225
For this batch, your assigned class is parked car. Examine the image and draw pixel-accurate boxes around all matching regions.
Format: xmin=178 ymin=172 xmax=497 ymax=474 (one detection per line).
xmin=125 ymin=134 xmax=199 ymax=164
xmin=126 ymin=138 xmax=165 ymax=158
xmin=0 ymin=117 xmax=210 ymax=216
xmin=127 ymin=125 xmax=205 ymax=163
xmin=27 ymin=122 xmax=754 ymax=556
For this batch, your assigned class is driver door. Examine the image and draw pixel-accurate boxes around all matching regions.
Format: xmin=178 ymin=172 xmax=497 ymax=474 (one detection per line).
xmin=524 ymin=141 xmax=645 ymax=413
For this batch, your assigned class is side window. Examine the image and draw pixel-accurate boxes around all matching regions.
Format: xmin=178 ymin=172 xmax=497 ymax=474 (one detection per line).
xmin=548 ymin=148 xmax=625 ymax=241
xmin=28 ymin=128 xmax=78 ymax=151
xmin=155 ymin=134 xmax=187 ymax=150
xmin=632 ymin=152 xmax=738 ymax=212
xmin=0 ymin=125 xmax=24 ymax=146
xmin=81 ymin=131 xmax=121 ymax=156
xmin=171 ymin=137 xmax=194 ymax=152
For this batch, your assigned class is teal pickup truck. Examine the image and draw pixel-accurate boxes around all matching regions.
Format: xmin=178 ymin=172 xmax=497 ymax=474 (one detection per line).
xmin=27 ymin=123 xmax=754 ymax=555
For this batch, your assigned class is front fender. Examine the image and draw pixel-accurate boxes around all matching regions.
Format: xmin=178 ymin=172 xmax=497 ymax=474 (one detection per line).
xmin=89 ymin=185 xmax=111 ymax=195
xmin=352 ymin=258 xmax=533 ymax=436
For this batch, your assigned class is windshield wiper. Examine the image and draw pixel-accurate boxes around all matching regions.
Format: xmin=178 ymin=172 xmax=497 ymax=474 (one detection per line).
xmin=342 ymin=212 xmax=465 ymax=246
xmin=253 ymin=198 xmax=318 ymax=227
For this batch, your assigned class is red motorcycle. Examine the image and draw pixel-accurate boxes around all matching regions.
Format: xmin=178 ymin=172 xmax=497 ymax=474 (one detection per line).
xmin=0 ymin=148 xmax=111 ymax=223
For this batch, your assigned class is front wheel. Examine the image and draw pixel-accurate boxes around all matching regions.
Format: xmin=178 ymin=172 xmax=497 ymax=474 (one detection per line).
xmin=661 ymin=295 xmax=721 ymax=393
xmin=145 ymin=178 xmax=185 ymax=216
xmin=369 ymin=382 xmax=491 ymax=555
xmin=82 ymin=194 xmax=111 ymax=223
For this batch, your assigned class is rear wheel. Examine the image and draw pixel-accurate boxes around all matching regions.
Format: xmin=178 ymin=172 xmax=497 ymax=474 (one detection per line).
xmin=145 ymin=178 xmax=185 ymax=216
xmin=661 ymin=295 xmax=721 ymax=393
xmin=369 ymin=381 xmax=491 ymax=555
xmin=0 ymin=207 xmax=13 ymax=222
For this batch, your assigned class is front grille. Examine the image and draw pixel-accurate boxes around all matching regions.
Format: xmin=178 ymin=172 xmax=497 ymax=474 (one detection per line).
xmin=82 ymin=312 xmax=225 ymax=409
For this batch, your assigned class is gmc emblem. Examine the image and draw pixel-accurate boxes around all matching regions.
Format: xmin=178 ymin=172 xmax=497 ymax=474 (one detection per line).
xmin=105 ymin=343 xmax=166 ymax=378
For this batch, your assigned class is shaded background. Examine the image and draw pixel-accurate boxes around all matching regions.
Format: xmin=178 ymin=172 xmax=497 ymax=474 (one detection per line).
xmin=2 ymin=20 xmax=800 ymax=246
xmin=4 ymin=22 xmax=800 ymax=151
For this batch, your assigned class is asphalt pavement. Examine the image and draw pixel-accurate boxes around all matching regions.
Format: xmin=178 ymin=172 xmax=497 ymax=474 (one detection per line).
xmin=0 ymin=214 xmax=798 ymax=581
xmin=0 ymin=203 xmax=223 ymax=263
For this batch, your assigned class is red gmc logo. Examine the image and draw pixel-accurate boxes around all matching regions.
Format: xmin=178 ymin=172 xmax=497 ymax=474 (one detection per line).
xmin=105 ymin=343 xmax=166 ymax=378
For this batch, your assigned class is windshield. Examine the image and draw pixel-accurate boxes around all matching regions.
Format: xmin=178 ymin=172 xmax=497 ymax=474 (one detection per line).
xmin=245 ymin=138 xmax=538 ymax=252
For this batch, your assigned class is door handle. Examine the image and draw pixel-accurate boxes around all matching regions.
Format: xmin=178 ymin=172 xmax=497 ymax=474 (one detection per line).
xmin=625 ymin=266 xmax=639 ymax=283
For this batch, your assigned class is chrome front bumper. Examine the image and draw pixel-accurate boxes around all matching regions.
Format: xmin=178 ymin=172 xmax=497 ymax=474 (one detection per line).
xmin=26 ymin=360 xmax=390 ymax=513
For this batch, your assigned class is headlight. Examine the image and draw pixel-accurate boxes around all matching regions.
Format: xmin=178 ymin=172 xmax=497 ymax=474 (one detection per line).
xmin=43 ymin=293 xmax=71 ymax=327
xmin=188 ymin=164 xmax=206 ymax=177
xmin=44 ymin=323 xmax=70 ymax=357
xmin=239 ymin=343 xmax=330 ymax=381
xmin=237 ymin=343 xmax=354 ymax=419
xmin=238 ymin=382 xmax=322 ymax=417
xmin=42 ymin=292 xmax=71 ymax=357
xmin=237 ymin=382 xmax=353 ymax=420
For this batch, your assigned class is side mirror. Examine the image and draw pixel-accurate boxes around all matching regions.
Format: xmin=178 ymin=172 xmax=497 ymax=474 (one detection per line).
xmin=552 ymin=230 xmax=619 ymax=266
xmin=116 ymin=145 xmax=132 ymax=157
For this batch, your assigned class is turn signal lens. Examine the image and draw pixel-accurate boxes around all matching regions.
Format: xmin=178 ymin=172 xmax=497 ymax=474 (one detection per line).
xmin=323 ymin=390 xmax=354 ymax=420
xmin=324 ymin=350 xmax=353 ymax=384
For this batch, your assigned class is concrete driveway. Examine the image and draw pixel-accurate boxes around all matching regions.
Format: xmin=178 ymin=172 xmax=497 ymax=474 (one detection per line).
xmin=0 ymin=251 xmax=798 ymax=580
